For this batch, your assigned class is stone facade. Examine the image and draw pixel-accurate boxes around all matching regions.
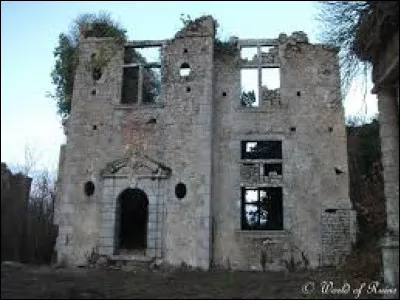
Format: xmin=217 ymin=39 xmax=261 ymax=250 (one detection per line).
xmin=54 ymin=16 xmax=356 ymax=270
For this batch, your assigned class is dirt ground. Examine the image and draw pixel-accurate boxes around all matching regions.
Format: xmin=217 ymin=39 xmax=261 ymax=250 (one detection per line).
xmin=1 ymin=262 xmax=389 ymax=299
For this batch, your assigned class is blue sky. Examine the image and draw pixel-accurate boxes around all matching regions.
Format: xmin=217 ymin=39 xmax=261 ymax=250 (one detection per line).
xmin=1 ymin=1 xmax=378 ymax=171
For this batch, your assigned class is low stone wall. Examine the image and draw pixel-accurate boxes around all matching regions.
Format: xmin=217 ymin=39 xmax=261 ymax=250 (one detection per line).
xmin=320 ymin=209 xmax=357 ymax=266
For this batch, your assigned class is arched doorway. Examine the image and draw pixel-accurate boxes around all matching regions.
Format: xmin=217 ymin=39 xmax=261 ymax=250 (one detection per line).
xmin=116 ymin=188 xmax=149 ymax=251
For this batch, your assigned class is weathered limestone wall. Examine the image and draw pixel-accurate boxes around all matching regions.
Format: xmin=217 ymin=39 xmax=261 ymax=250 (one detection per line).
xmin=162 ymin=17 xmax=215 ymax=269
xmin=56 ymin=17 xmax=356 ymax=270
xmin=212 ymin=34 xmax=355 ymax=270
xmin=1 ymin=163 xmax=32 ymax=262
xmin=55 ymin=38 xmax=125 ymax=265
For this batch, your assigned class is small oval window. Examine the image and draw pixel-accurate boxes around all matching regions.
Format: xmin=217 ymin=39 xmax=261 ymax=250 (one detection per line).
xmin=179 ymin=62 xmax=191 ymax=77
xmin=175 ymin=182 xmax=187 ymax=199
xmin=84 ymin=181 xmax=95 ymax=196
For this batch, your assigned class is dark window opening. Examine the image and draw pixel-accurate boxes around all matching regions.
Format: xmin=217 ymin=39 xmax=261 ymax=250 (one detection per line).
xmin=121 ymin=67 xmax=139 ymax=104
xmin=91 ymin=89 xmax=96 ymax=95
xmin=84 ymin=181 xmax=95 ymax=196
xmin=183 ymin=48 xmax=188 ymax=54
xmin=297 ymin=91 xmax=301 ymax=97
xmin=241 ymin=187 xmax=283 ymax=230
xmin=222 ymin=91 xmax=227 ymax=97
xmin=175 ymin=183 xmax=187 ymax=199
xmin=116 ymin=188 xmax=149 ymax=250
xmin=290 ymin=127 xmax=296 ymax=132
xmin=328 ymin=126 xmax=333 ymax=132
xmin=92 ymin=125 xmax=97 ymax=130
xmin=142 ymin=67 xmax=161 ymax=104
xmin=186 ymin=86 xmax=191 ymax=93
xmin=263 ymin=163 xmax=282 ymax=176
xmin=122 ymin=46 xmax=162 ymax=105
xmin=241 ymin=141 xmax=282 ymax=159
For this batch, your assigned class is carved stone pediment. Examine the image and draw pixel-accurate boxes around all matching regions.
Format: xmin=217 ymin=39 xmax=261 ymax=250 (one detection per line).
xmin=100 ymin=146 xmax=172 ymax=178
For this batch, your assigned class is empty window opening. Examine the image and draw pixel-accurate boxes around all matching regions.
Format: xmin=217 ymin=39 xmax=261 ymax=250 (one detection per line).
xmin=263 ymin=163 xmax=282 ymax=176
xmin=260 ymin=46 xmax=275 ymax=55
xmin=183 ymin=48 xmax=188 ymax=54
xmin=260 ymin=46 xmax=278 ymax=63
xmin=241 ymin=141 xmax=282 ymax=159
xmin=241 ymin=47 xmax=258 ymax=62
xmin=142 ymin=67 xmax=161 ymax=104
xmin=290 ymin=127 xmax=296 ymax=132
xmin=241 ymin=187 xmax=283 ymax=230
xmin=328 ymin=126 xmax=333 ymax=132
xmin=84 ymin=181 xmax=95 ymax=196
xmin=92 ymin=125 xmax=97 ymax=130
xmin=240 ymin=69 xmax=259 ymax=107
xmin=124 ymin=47 xmax=161 ymax=64
xmin=297 ymin=91 xmax=301 ymax=97
xmin=116 ymin=188 xmax=149 ymax=251
xmin=261 ymin=46 xmax=274 ymax=54
xmin=136 ymin=47 xmax=161 ymax=64
xmin=121 ymin=67 xmax=139 ymax=104
xmin=122 ymin=46 xmax=162 ymax=105
xmin=124 ymin=48 xmax=141 ymax=64
xmin=222 ymin=91 xmax=227 ymax=97
xmin=261 ymin=68 xmax=280 ymax=103
xmin=186 ymin=86 xmax=191 ymax=93
xmin=91 ymin=89 xmax=96 ymax=95
xmin=180 ymin=63 xmax=191 ymax=77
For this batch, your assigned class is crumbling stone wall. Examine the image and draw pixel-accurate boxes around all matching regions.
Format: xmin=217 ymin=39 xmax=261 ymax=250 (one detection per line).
xmin=55 ymin=16 xmax=356 ymax=270
xmin=54 ymin=38 xmax=126 ymax=266
xmin=1 ymin=163 xmax=32 ymax=262
xmin=161 ymin=17 xmax=215 ymax=269
xmin=320 ymin=209 xmax=357 ymax=266
xmin=212 ymin=31 xmax=356 ymax=270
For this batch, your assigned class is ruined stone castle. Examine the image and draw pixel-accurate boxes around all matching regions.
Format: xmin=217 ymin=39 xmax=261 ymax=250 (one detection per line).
xmin=54 ymin=16 xmax=357 ymax=271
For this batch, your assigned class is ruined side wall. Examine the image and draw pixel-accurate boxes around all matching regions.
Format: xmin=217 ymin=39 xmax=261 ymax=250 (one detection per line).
xmin=282 ymin=41 xmax=354 ymax=267
xmin=1 ymin=163 xmax=32 ymax=262
xmin=212 ymin=37 xmax=355 ymax=270
xmin=162 ymin=17 xmax=215 ymax=269
xmin=55 ymin=38 xmax=126 ymax=265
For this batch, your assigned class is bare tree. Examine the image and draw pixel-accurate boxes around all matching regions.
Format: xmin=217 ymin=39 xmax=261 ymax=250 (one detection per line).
xmin=316 ymin=1 xmax=371 ymax=102
xmin=7 ymin=143 xmax=58 ymax=264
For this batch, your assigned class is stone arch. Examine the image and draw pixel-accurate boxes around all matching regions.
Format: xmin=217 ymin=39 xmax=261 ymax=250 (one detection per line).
xmin=115 ymin=188 xmax=149 ymax=252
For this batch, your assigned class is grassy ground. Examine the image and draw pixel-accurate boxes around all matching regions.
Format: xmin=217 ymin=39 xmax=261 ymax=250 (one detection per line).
xmin=1 ymin=262 xmax=387 ymax=299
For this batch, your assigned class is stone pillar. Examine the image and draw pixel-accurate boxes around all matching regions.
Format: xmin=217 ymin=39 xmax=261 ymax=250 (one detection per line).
xmin=377 ymin=87 xmax=399 ymax=293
